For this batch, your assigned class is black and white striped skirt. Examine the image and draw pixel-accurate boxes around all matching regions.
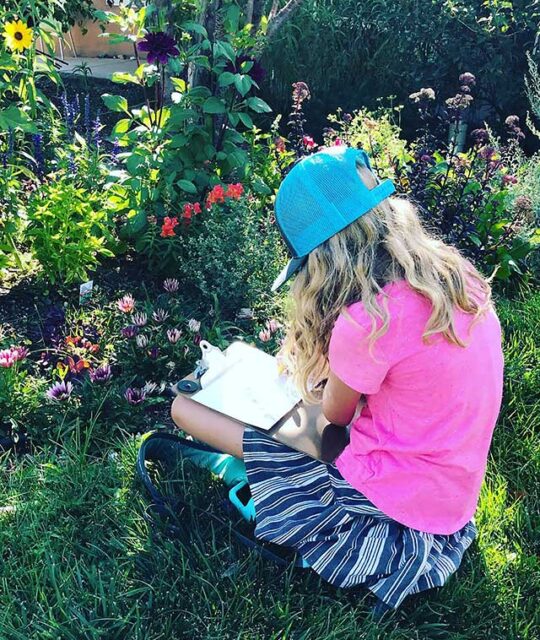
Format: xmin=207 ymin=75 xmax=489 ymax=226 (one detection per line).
xmin=242 ymin=429 xmax=477 ymax=609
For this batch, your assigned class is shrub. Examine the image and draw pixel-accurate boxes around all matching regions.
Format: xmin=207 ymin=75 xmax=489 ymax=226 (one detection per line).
xmin=26 ymin=180 xmax=117 ymax=284
xmin=178 ymin=194 xmax=287 ymax=319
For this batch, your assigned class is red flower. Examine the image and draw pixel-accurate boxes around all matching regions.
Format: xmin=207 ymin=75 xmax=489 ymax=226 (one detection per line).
xmin=161 ymin=216 xmax=179 ymax=237
xmin=302 ymin=135 xmax=316 ymax=149
xmin=206 ymin=184 xmax=226 ymax=207
xmin=182 ymin=203 xmax=193 ymax=221
xmin=225 ymin=183 xmax=244 ymax=199
xmin=193 ymin=202 xmax=201 ymax=214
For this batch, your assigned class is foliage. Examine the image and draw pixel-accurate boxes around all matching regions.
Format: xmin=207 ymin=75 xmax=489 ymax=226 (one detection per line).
xmin=320 ymin=75 xmax=540 ymax=282
xmin=178 ymin=193 xmax=287 ymax=318
xmin=97 ymin=2 xmax=273 ymax=259
xmin=25 ymin=179 xmax=117 ymax=284
xmin=0 ymin=1 xmax=63 ymax=271
xmin=262 ymin=0 xmax=540 ymax=133
xmin=325 ymin=103 xmax=408 ymax=178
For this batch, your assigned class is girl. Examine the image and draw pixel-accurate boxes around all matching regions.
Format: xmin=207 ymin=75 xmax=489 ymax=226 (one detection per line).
xmin=171 ymin=146 xmax=504 ymax=613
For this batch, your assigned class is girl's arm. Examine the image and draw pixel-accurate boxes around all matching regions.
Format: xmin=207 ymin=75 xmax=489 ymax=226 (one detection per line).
xmin=322 ymin=371 xmax=362 ymax=427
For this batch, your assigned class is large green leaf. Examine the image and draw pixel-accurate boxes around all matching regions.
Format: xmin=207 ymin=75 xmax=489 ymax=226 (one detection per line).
xmin=203 ymin=97 xmax=226 ymax=114
xmin=245 ymin=97 xmax=272 ymax=113
xmin=102 ymin=94 xmax=130 ymax=115
xmin=0 ymin=106 xmax=37 ymax=133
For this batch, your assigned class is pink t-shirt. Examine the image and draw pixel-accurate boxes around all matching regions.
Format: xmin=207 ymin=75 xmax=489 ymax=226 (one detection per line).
xmin=328 ymin=280 xmax=504 ymax=535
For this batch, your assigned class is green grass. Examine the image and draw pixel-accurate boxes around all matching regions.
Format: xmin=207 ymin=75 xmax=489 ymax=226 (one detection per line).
xmin=0 ymin=292 xmax=539 ymax=639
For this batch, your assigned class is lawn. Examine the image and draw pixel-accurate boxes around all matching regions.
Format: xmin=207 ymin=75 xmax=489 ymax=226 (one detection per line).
xmin=2 ymin=1 xmax=540 ymax=638
xmin=0 ymin=291 xmax=538 ymax=640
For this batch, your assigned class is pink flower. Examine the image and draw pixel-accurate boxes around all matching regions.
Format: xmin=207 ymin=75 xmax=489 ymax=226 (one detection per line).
xmin=266 ymin=319 xmax=280 ymax=334
xmin=117 ymin=295 xmax=135 ymax=313
xmin=503 ymin=174 xmax=518 ymax=186
xmin=167 ymin=328 xmax=182 ymax=344
xmin=0 ymin=349 xmax=16 ymax=368
xmin=259 ymin=328 xmax=272 ymax=342
xmin=0 ymin=346 xmax=28 ymax=367
xmin=334 ymin=138 xmax=344 ymax=146
xmin=302 ymin=135 xmax=316 ymax=149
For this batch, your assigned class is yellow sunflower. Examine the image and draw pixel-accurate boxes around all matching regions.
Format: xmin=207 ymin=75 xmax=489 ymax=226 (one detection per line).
xmin=3 ymin=19 xmax=33 ymax=52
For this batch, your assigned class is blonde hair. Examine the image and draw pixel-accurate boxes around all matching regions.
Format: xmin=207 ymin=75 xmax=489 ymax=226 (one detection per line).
xmin=280 ymin=165 xmax=493 ymax=404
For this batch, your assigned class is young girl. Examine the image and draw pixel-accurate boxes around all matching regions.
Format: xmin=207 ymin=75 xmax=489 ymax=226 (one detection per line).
xmin=171 ymin=146 xmax=504 ymax=613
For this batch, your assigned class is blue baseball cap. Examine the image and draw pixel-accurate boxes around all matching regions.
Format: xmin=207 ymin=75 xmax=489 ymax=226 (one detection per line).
xmin=271 ymin=146 xmax=396 ymax=291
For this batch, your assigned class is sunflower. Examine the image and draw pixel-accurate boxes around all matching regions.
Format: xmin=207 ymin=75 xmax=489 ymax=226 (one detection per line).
xmin=3 ymin=19 xmax=33 ymax=52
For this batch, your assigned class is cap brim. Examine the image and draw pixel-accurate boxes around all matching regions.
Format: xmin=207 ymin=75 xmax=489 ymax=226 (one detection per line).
xmin=271 ymin=256 xmax=308 ymax=292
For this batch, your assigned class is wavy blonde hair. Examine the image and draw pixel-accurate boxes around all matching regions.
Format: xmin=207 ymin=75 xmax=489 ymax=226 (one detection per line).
xmin=280 ymin=165 xmax=493 ymax=404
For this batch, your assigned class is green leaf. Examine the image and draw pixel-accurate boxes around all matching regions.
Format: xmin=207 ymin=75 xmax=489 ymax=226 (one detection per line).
xmin=234 ymin=74 xmax=253 ymax=97
xmin=102 ymin=94 xmax=130 ymax=115
xmin=112 ymin=118 xmax=131 ymax=135
xmin=177 ymin=179 xmax=197 ymax=194
xmin=245 ymin=97 xmax=272 ymax=113
xmin=112 ymin=71 xmax=140 ymax=85
xmin=0 ymin=106 xmax=37 ymax=133
xmin=203 ymin=97 xmax=226 ymax=114
xmin=218 ymin=71 xmax=236 ymax=87
xmin=181 ymin=21 xmax=208 ymax=37
xmin=213 ymin=41 xmax=236 ymax=62
xmin=237 ymin=112 xmax=254 ymax=129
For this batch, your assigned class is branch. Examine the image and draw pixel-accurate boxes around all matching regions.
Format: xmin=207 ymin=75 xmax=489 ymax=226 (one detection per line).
xmin=266 ymin=0 xmax=305 ymax=40
xmin=246 ymin=0 xmax=254 ymax=25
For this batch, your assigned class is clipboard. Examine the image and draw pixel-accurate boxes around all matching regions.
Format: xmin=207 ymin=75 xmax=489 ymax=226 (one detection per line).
xmin=173 ymin=342 xmax=349 ymax=463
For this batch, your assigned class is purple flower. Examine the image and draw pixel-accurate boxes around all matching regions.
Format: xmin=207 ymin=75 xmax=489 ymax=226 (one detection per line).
xmin=471 ymin=128 xmax=489 ymax=145
xmin=89 ymin=364 xmax=112 ymax=383
xmin=124 ymin=387 xmax=146 ymax=405
xmin=32 ymin=133 xmax=45 ymax=180
xmin=459 ymin=72 xmax=476 ymax=87
xmin=479 ymin=146 xmax=496 ymax=161
xmin=92 ymin=110 xmax=102 ymax=151
xmin=46 ymin=380 xmax=73 ymax=402
xmin=137 ymin=32 xmax=180 ymax=65
xmin=163 ymin=278 xmax=180 ymax=293
xmin=148 ymin=346 xmax=160 ymax=360
xmin=121 ymin=325 xmax=139 ymax=339
xmin=84 ymin=93 xmax=91 ymax=144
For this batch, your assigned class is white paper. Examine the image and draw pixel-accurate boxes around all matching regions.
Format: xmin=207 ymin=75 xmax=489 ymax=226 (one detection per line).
xmin=191 ymin=341 xmax=301 ymax=430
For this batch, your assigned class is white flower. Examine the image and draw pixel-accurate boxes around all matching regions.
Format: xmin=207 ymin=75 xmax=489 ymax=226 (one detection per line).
xmin=132 ymin=312 xmax=148 ymax=327
xmin=188 ymin=318 xmax=201 ymax=332
xmin=136 ymin=335 xmax=149 ymax=348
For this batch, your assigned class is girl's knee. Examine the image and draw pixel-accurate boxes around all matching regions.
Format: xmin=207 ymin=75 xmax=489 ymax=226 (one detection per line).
xmin=171 ymin=394 xmax=192 ymax=427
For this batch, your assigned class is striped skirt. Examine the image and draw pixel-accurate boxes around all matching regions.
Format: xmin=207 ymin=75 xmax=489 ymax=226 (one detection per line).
xmin=243 ymin=429 xmax=477 ymax=609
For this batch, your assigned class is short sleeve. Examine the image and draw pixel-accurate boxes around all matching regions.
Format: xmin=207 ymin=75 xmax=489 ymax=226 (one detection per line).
xmin=328 ymin=310 xmax=390 ymax=395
